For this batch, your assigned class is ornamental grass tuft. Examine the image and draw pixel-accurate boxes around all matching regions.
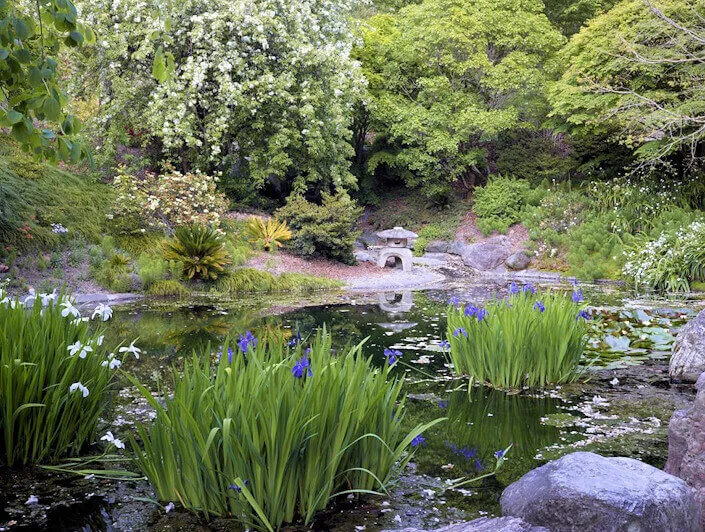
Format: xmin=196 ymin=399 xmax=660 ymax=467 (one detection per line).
xmin=130 ymin=329 xmax=441 ymax=530
xmin=446 ymin=285 xmax=588 ymax=388
xmin=0 ymin=290 xmax=124 ymax=467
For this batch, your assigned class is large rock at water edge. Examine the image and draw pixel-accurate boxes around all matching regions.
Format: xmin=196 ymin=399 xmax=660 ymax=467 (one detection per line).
xmin=426 ymin=240 xmax=449 ymax=253
xmin=670 ymin=310 xmax=705 ymax=382
xmin=505 ymin=251 xmax=531 ymax=270
xmin=461 ymin=236 xmax=511 ymax=271
xmin=665 ymin=372 xmax=705 ymax=529
xmin=448 ymin=240 xmax=470 ymax=256
xmin=501 ymin=451 xmax=701 ymax=532
xmin=387 ymin=516 xmax=548 ymax=532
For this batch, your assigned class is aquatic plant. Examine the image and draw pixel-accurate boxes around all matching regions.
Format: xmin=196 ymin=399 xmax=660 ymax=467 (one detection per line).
xmin=446 ymin=286 xmax=588 ymax=388
xmin=130 ymin=330 xmax=441 ymax=530
xmin=163 ymin=224 xmax=231 ymax=280
xmin=0 ymin=291 xmax=128 ymax=466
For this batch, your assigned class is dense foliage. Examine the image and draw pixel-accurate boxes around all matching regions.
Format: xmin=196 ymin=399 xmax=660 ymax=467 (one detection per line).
xmin=276 ymin=192 xmax=362 ymax=264
xmin=0 ymin=0 xmax=91 ymax=162
xmin=357 ymin=0 xmax=564 ymax=198
xmin=131 ymin=330 xmax=439 ymax=529
xmin=550 ymin=0 xmax=705 ymax=168
xmin=446 ymin=285 xmax=589 ymax=388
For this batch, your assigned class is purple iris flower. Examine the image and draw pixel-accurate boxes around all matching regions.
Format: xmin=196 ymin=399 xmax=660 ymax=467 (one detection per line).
xmin=475 ymin=459 xmax=485 ymax=471
xmin=411 ymin=435 xmax=426 ymax=447
xmin=227 ymin=347 xmax=234 ymax=363
xmin=576 ymin=310 xmax=590 ymax=320
xmin=439 ymin=339 xmax=450 ymax=349
xmin=464 ymin=304 xmax=478 ymax=317
xmin=238 ymin=331 xmax=258 ymax=353
xmin=507 ymin=282 xmax=520 ymax=295
xmin=494 ymin=449 xmax=505 ymax=459
xmin=522 ymin=283 xmax=536 ymax=294
xmin=453 ymin=327 xmax=468 ymax=338
xmin=292 ymin=355 xmax=312 ymax=378
xmin=534 ymin=301 xmax=545 ymax=313
xmin=228 ymin=479 xmax=248 ymax=492
xmin=384 ymin=348 xmax=402 ymax=365
xmin=572 ymin=288 xmax=584 ymax=303
xmin=287 ymin=330 xmax=302 ymax=347
xmin=439 ymin=400 xmax=448 ymax=409
xmin=476 ymin=309 xmax=488 ymax=322
xmin=448 ymin=296 xmax=460 ymax=307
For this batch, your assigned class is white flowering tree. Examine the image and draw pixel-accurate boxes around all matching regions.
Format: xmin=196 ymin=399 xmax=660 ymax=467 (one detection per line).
xmin=75 ymin=0 xmax=363 ymax=196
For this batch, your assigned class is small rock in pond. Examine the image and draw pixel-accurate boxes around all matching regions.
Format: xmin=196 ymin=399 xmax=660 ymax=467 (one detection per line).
xmin=426 ymin=240 xmax=449 ymax=253
xmin=505 ymin=251 xmax=531 ymax=271
xmin=501 ymin=451 xmax=701 ymax=532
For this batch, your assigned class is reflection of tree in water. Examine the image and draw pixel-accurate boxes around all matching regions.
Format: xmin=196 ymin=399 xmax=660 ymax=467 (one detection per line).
xmin=443 ymin=388 xmax=562 ymax=473
xmin=405 ymin=386 xmax=563 ymax=481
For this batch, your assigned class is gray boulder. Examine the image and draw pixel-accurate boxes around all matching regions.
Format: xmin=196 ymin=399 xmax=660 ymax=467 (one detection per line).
xmin=670 ymin=310 xmax=705 ymax=382
xmin=426 ymin=240 xmax=449 ymax=253
xmin=461 ymin=240 xmax=512 ymax=271
xmin=665 ymin=372 xmax=705 ymax=529
xmin=387 ymin=516 xmax=547 ymax=532
xmin=505 ymin=251 xmax=531 ymax=271
xmin=354 ymin=250 xmax=375 ymax=264
xmin=501 ymin=451 xmax=701 ymax=532
xmin=448 ymin=240 xmax=470 ymax=256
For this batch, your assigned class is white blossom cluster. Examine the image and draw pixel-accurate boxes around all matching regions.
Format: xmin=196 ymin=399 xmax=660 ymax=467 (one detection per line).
xmin=76 ymin=0 xmax=363 ymax=191
xmin=623 ymin=220 xmax=705 ymax=290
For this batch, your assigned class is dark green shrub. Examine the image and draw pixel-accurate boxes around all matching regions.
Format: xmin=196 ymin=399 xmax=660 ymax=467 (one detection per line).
xmin=473 ymin=176 xmax=544 ymax=235
xmin=276 ymin=193 xmax=362 ymax=264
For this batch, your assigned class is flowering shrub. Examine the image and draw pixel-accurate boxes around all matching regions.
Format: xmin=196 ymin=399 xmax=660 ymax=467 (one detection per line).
xmin=0 ymin=290 xmax=137 ymax=466
xmin=446 ymin=284 xmax=589 ymax=388
xmin=131 ymin=330 xmax=440 ymax=528
xmin=109 ymin=165 xmax=228 ymax=234
xmin=623 ymin=219 xmax=705 ymax=292
xmin=77 ymin=0 xmax=362 ymax=194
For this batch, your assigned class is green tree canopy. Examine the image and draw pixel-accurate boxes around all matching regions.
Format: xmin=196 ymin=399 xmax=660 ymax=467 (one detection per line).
xmin=356 ymin=0 xmax=564 ymax=198
xmin=550 ymin=0 xmax=705 ymax=168
xmin=0 ymin=0 xmax=92 ymax=162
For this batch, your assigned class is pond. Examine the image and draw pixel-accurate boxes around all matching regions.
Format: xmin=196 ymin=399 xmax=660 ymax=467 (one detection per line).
xmin=5 ymin=281 xmax=702 ymax=530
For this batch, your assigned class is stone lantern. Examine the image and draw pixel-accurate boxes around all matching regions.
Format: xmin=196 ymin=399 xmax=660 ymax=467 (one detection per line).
xmin=376 ymin=226 xmax=418 ymax=272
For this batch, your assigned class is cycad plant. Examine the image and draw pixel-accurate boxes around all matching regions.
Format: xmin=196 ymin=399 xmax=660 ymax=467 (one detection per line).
xmin=244 ymin=215 xmax=292 ymax=252
xmin=130 ymin=330 xmax=442 ymax=530
xmin=446 ymin=284 xmax=589 ymax=388
xmin=0 ymin=292 xmax=120 ymax=466
xmin=163 ymin=224 xmax=231 ymax=280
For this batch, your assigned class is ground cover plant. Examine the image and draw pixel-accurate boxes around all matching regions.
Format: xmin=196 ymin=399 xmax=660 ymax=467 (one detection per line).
xmin=130 ymin=330 xmax=441 ymax=530
xmin=0 ymin=289 xmax=127 ymax=466
xmin=446 ymin=284 xmax=589 ymax=388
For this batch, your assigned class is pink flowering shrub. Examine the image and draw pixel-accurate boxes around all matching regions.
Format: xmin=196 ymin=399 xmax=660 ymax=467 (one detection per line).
xmin=109 ymin=165 xmax=229 ymax=234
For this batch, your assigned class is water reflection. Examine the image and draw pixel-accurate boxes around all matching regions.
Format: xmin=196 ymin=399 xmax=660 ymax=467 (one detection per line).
xmin=378 ymin=290 xmax=414 ymax=313
xmin=404 ymin=387 xmax=566 ymax=480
